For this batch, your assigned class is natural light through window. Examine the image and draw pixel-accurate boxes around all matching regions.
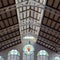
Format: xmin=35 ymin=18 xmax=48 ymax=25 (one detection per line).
xmin=23 ymin=44 xmax=34 ymax=55
xmin=54 ymin=57 xmax=60 ymax=60
xmin=8 ymin=50 xmax=20 ymax=56
xmin=0 ymin=56 xmax=4 ymax=60
xmin=37 ymin=50 xmax=49 ymax=56
xmin=15 ymin=0 xmax=47 ymax=43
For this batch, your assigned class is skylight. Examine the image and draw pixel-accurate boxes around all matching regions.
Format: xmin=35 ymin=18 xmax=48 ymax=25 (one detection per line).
xmin=15 ymin=0 xmax=47 ymax=42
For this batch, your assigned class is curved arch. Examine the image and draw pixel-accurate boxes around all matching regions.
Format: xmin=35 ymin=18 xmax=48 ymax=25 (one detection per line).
xmin=37 ymin=50 xmax=49 ymax=56
xmin=54 ymin=57 xmax=60 ymax=60
xmin=8 ymin=49 xmax=20 ymax=56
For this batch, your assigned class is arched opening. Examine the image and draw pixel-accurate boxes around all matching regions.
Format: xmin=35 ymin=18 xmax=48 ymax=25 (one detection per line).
xmin=37 ymin=50 xmax=49 ymax=60
xmin=8 ymin=49 xmax=20 ymax=60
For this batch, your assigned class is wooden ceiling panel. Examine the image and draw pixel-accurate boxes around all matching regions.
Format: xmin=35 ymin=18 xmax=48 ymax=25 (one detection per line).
xmin=46 ymin=34 xmax=49 ymax=39
xmin=51 ymin=21 xmax=56 ymax=28
xmin=47 ymin=0 xmax=54 ymax=6
xmin=6 ymin=11 xmax=11 ymax=18
xmin=0 ymin=15 xmax=2 ymax=20
xmin=54 ymin=15 xmax=59 ymax=21
xmin=55 ymin=33 xmax=59 ymax=38
xmin=2 ymin=0 xmax=8 ymax=7
xmin=58 ymin=41 xmax=60 ymax=45
xmin=58 ymin=5 xmax=60 ymax=10
xmin=8 ymin=18 xmax=13 ymax=25
xmin=2 ymin=36 xmax=6 ymax=41
xmin=53 ymin=0 xmax=59 ymax=8
xmin=55 ymin=39 xmax=59 ymax=43
xmin=12 ymin=32 xmax=16 ymax=36
xmin=42 ymin=17 xmax=48 ymax=24
xmin=9 ymin=0 xmax=15 ymax=4
xmin=47 ymin=19 xmax=51 ymax=26
xmin=44 ymin=11 xmax=49 ymax=17
xmin=0 ymin=21 xmax=5 ymax=28
xmin=5 ymin=35 xmax=9 ymax=40
xmin=2 ymin=29 xmax=7 ymax=35
xmin=59 ymin=18 xmax=60 ymax=22
xmin=55 ymin=23 xmax=60 ymax=30
xmin=4 ymin=20 xmax=9 ymax=27
xmin=50 ymin=13 xmax=55 ymax=19
xmin=40 ymin=31 xmax=43 ymax=36
xmin=43 ymin=33 xmax=47 ymax=37
xmin=11 ymin=9 xmax=16 ymax=16
xmin=16 ymin=31 xmax=20 ymax=36
xmin=52 ymin=37 xmax=56 ymax=41
xmin=12 ymin=16 xmax=18 ymax=24
xmin=1 ymin=13 xmax=6 ymax=20
xmin=59 ymin=28 xmax=60 ymax=31
xmin=0 ymin=1 xmax=3 ymax=8
xmin=6 ymin=28 xmax=12 ymax=34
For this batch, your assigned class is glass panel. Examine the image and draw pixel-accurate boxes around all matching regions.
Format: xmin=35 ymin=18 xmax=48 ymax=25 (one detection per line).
xmin=54 ymin=57 xmax=60 ymax=60
xmin=37 ymin=50 xmax=49 ymax=56
xmin=8 ymin=50 xmax=20 ymax=56
xmin=0 ymin=56 xmax=4 ymax=60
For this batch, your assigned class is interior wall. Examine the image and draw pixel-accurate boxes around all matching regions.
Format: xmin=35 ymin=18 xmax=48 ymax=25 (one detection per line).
xmin=0 ymin=41 xmax=60 ymax=60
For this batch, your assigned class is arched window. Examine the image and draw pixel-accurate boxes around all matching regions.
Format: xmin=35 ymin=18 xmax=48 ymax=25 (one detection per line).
xmin=23 ymin=44 xmax=34 ymax=60
xmin=37 ymin=50 xmax=49 ymax=56
xmin=8 ymin=49 xmax=20 ymax=56
xmin=23 ymin=44 xmax=34 ymax=55
xmin=54 ymin=57 xmax=60 ymax=60
xmin=8 ymin=49 xmax=20 ymax=60
xmin=37 ymin=50 xmax=49 ymax=60
xmin=0 ymin=56 xmax=4 ymax=60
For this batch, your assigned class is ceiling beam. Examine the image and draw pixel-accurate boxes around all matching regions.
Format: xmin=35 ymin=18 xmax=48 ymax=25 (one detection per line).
xmin=0 ymin=1 xmax=60 ymax=16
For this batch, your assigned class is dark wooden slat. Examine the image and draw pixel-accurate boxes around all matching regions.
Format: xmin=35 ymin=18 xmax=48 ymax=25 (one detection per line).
xmin=42 ymin=23 xmax=60 ymax=32
xmin=40 ymin=30 xmax=60 ymax=45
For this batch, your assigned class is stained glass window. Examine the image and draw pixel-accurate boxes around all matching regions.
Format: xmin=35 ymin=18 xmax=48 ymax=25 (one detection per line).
xmin=23 ymin=44 xmax=34 ymax=60
xmin=23 ymin=44 xmax=34 ymax=55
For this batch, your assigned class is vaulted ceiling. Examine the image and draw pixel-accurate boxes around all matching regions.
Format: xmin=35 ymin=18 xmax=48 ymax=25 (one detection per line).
xmin=0 ymin=0 xmax=60 ymax=53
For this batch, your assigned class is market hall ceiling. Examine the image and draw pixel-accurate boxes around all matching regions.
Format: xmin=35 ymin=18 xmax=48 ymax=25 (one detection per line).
xmin=0 ymin=0 xmax=60 ymax=53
